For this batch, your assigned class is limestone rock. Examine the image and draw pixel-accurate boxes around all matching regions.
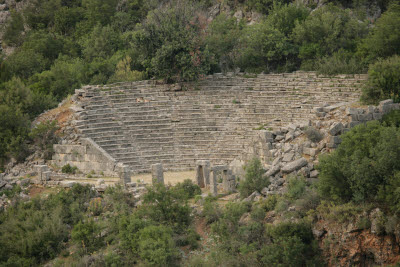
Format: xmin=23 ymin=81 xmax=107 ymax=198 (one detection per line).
xmin=264 ymin=165 xmax=280 ymax=177
xmin=282 ymin=158 xmax=308 ymax=174
xmin=328 ymin=122 xmax=344 ymax=136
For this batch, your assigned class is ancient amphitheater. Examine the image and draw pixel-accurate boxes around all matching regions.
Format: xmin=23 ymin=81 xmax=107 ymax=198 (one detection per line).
xmin=52 ymin=72 xmax=367 ymax=174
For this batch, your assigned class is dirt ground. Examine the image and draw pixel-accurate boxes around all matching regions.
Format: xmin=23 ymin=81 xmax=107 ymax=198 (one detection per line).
xmin=131 ymin=170 xmax=196 ymax=185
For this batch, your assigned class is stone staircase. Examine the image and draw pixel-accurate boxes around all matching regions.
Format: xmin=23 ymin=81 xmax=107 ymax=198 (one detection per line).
xmin=75 ymin=72 xmax=366 ymax=173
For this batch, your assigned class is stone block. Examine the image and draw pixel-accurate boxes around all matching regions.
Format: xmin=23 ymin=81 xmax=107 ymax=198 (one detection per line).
xmin=151 ymin=163 xmax=164 ymax=185
xmin=282 ymin=152 xmax=295 ymax=162
xmin=264 ymin=165 xmax=280 ymax=177
xmin=373 ymin=113 xmax=383 ymax=120
xmin=328 ymin=122 xmax=344 ymax=136
xmin=281 ymin=158 xmax=308 ymax=174
xmin=303 ymin=147 xmax=317 ymax=157
xmin=329 ymin=136 xmax=341 ymax=144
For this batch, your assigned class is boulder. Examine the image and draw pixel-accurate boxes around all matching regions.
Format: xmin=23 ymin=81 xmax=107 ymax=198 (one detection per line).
xmin=264 ymin=165 xmax=280 ymax=177
xmin=328 ymin=122 xmax=344 ymax=136
xmin=281 ymin=158 xmax=308 ymax=174
xmin=244 ymin=191 xmax=261 ymax=202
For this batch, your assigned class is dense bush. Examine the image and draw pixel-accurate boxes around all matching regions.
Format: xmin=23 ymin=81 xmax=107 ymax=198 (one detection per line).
xmin=293 ymin=4 xmax=368 ymax=69
xmin=133 ymin=2 xmax=212 ymax=82
xmin=29 ymin=120 xmax=59 ymax=160
xmin=239 ymin=158 xmax=269 ymax=197
xmin=0 ymin=184 xmax=95 ymax=265
xmin=62 ymin=164 xmax=78 ymax=174
xmin=173 ymin=179 xmax=201 ymax=199
xmin=382 ymin=109 xmax=400 ymax=127
xmin=317 ymin=121 xmax=400 ymax=209
xmin=361 ymin=55 xmax=400 ymax=104
xmin=315 ymin=49 xmax=366 ymax=75
xmin=358 ymin=3 xmax=400 ymax=62
xmin=72 ymin=220 xmax=104 ymax=254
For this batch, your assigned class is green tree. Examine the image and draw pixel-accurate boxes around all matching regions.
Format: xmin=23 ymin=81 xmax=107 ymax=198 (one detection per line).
xmin=133 ymin=2 xmax=212 ymax=82
xmin=239 ymin=158 xmax=269 ymax=197
xmin=3 ymin=10 xmax=25 ymax=46
xmin=361 ymin=55 xmax=400 ymax=104
xmin=137 ymin=225 xmax=179 ymax=266
xmin=236 ymin=21 xmax=297 ymax=73
xmin=206 ymin=14 xmax=242 ymax=73
xmin=293 ymin=4 xmax=368 ymax=68
xmin=317 ymin=121 xmax=400 ymax=203
xmin=358 ymin=3 xmax=400 ymax=62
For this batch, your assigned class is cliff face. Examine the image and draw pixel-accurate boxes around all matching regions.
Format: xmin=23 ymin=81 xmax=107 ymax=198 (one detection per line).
xmin=314 ymin=219 xmax=400 ymax=266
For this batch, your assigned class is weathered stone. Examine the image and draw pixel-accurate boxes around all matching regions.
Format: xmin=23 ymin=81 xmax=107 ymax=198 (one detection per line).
xmin=275 ymin=135 xmax=284 ymax=141
xmin=310 ymin=170 xmax=319 ymax=178
xmin=264 ymin=165 xmax=280 ymax=177
xmin=151 ymin=163 xmax=164 ymax=185
xmin=195 ymin=160 xmax=210 ymax=188
xmin=329 ymin=136 xmax=341 ymax=144
xmin=244 ymin=191 xmax=261 ymax=202
xmin=303 ymin=147 xmax=317 ymax=157
xmin=328 ymin=122 xmax=344 ymax=136
xmin=118 ymin=164 xmax=132 ymax=185
xmin=285 ymin=132 xmax=294 ymax=142
xmin=373 ymin=113 xmax=383 ymax=120
xmin=282 ymin=152 xmax=295 ymax=162
xmin=281 ymin=158 xmax=308 ymax=173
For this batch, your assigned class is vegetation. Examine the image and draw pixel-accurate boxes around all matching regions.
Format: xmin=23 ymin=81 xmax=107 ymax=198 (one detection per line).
xmin=317 ymin=117 xmax=400 ymax=214
xmin=238 ymin=157 xmax=269 ymax=197
xmin=0 ymin=0 xmax=398 ymax=166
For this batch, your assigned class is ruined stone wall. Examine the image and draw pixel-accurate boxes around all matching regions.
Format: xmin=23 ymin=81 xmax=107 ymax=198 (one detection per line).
xmin=51 ymin=138 xmax=118 ymax=176
xmin=71 ymin=71 xmax=367 ymax=173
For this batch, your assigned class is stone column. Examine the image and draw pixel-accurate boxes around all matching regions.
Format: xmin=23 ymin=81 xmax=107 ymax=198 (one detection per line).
xmin=151 ymin=163 xmax=164 ymax=185
xmin=210 ymin=170 xmax=218 ymax=196
xmin=118 ymin=164 xmax=131 ymax=185
xmin=195 ymin=160 xmax=210 ymax=188
xmin=34 ymin=165 xmax=50 ymax=184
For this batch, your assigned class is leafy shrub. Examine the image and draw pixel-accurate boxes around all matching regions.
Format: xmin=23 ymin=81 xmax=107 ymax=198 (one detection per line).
xmin=0 ymin=184 xmax=22 ymax=198
xmin=134 ymin=2 xmax=211 ymax=82
xmin=239 ymin=158 xmax=269 ymax=197
xmin=382 ymin=110 xmax=400 ymax=127
xmin=358 ymin=3 xmax=400 ymax=61
xmin=361 ymin=55 xmax=400 ymax=104
xmin=316 ymin=201 xmax=363 ymax=223
xmin=88 ymin=198 xmax=103 ymax=216
xmin=315 ymin=49 xmax=366 ymax=75
xmin=293 ymin=4 xmax=368 ymax=64
xmin=142 ymin=183 xmax=192 ymax=231
xmin=317 ymin=120 xmax=400 ymax=204
xmin=202 ymin=197 xmax=221 ymax=224
xmin=173 ymin=179 xmax=201 ymax=199
xmin=356 ymin=217 xmax=371 ymax=230
xmin=236 ymin=21 xmax=297 ymax=73
xmin=137 ymin=225 xmax=179 ymax=266
xmin=259 ymin=194 xmax=278 ymax=212
xmin=71 ymin=220 xmax=104 ymax=254
xmin=29 ymin=120 xmax=59 ymax=159
xmin=62 ymin=164 xmax=78 ymax=174
xmin=206 ymin=14 xmax=242 ymax=73
xmin=261 ymin=222 xmax=320 ymax=266
xmin=286 ymin=176 xmax=307 ymax=200
xmin=3 ymin=10 xmax=24 ymax=46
